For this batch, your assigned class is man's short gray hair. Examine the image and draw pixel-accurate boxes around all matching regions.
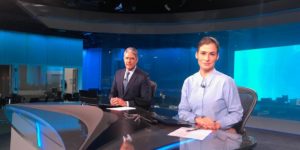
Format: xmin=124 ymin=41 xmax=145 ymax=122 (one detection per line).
xmin=124 ymin=47 xmax=138 ymax=58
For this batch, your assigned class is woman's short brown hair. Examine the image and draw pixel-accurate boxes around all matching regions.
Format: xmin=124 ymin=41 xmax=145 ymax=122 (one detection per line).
xmin=197 ymin=36 xmax=219 ymax=53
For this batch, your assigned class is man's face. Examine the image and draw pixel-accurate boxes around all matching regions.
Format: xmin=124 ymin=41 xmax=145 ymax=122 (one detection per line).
xmin=195 ymin=43 xmax=219 ymax=73
xmin=124 ymin=51 xmax=138 ymax=70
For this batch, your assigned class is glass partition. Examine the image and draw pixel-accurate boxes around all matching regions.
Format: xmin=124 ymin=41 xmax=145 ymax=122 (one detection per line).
xmin=7 ymin=65 xmax=80 ymax=102
xmin=0 ymin=30 xmax=83 ymax=103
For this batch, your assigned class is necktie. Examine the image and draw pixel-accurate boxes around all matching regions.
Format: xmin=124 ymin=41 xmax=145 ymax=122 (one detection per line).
xmin=123 ymin=72 xmax=130 ymax=90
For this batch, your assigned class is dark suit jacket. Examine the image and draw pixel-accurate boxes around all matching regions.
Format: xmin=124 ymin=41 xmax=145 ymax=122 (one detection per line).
xmin=109 ymin=67 xmax=152 ymax=110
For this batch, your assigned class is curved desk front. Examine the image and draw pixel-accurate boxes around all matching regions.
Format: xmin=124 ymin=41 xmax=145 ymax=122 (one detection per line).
xmin=4 ymin=104 xmax=256 ymax=150
xmin=4 ymin=103 xmax=117 ymax=150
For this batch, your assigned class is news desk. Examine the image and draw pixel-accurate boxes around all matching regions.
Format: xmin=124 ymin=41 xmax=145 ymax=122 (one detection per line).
xmin=4 ymin=103 xmax=256 ymax=150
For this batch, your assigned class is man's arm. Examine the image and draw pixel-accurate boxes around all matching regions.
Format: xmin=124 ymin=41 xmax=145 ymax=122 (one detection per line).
xmin=109 ymin=74 xmax=118 ymax=100
xmin=129 ymin=75 xmax=152 ymax=109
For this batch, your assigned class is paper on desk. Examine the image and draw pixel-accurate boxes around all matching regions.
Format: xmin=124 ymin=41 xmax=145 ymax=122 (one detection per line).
xmin=107 ymin=107 xmax=136 ymax=111
xmin=168 ymin=127 xmax=212 ymax=140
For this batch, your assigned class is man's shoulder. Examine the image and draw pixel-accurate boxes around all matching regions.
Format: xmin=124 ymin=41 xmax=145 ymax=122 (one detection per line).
xmin=135 ymin=68 xmax=149 ymax=77
xmin=116 ymin=68 xmax=126 ymax=74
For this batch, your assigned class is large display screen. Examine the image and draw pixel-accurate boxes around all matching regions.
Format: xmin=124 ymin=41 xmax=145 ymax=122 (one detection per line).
xmin=234 ymin=45 xmax=300 ymax=101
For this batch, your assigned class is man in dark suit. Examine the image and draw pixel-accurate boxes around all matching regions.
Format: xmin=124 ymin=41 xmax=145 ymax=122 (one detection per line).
xmin=110 ymin=47 xmax=151 ymax=110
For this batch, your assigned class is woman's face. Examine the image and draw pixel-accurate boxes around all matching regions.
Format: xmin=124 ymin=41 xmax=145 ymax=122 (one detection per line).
xmin=195 ymin=43 xmax=219 ymax=73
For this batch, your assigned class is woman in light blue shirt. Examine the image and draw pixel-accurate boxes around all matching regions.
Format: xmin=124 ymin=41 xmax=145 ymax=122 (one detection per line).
xmin=178 ymin=36 xmax=243 ymax=131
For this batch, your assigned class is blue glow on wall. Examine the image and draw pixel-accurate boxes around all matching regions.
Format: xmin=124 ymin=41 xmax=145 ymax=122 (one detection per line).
xmin=82 ymin=48 xmax=102 ymax=90
xmin=47 ymin=66 xmax=64 ymax=71
xmin=0 ymin=30 xmax=83 ymax=67
xmin=234 ymin=45 xmax=300 ymax=100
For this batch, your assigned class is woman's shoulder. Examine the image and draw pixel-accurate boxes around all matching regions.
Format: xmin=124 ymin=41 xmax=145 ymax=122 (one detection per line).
xmin=184 ymin=72 xmax=200 ymax=82
xmin=214 ymin=70 xmax=235 ymax=83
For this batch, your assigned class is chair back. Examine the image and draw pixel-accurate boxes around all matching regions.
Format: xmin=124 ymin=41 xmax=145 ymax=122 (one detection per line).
xmin=235 ymin=87 xmax=257 ymax=134
xmin=149 ymin=80 xmax=157 ymax=98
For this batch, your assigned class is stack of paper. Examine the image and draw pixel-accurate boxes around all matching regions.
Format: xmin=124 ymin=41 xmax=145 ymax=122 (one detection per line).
xmin=107 ymin=107 xmax=136 ymax=111
xmin=168 ymin=127 xmax=212 ymax=140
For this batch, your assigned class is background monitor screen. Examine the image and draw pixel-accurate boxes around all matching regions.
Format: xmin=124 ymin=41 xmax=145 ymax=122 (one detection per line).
xmin=234 ymin=45 xmax=300 ymax=101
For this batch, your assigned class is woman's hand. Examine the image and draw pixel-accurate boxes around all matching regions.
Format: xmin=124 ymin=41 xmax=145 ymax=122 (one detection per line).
xmin=195 ymin=116 xmax=221 ymax=130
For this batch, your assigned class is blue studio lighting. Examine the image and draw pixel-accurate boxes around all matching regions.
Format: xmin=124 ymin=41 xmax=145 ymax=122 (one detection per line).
xmin=156 ymin=139 xmax=196 ymax=150
xmin=36 ymin=122 xmax=42 ymax=148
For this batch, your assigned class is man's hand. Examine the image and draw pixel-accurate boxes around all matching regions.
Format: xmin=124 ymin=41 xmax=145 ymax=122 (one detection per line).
xmin=110 ymin=97 xmax=127 ymax=106
xmin=195 ymin=116 xmax=221 ymax=130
